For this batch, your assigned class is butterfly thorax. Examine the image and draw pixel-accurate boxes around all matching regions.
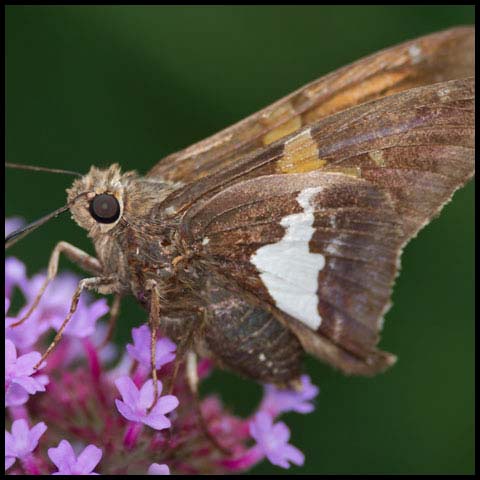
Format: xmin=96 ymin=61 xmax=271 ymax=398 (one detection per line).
xmin=117 ymin=220 xmax=187 ymax=300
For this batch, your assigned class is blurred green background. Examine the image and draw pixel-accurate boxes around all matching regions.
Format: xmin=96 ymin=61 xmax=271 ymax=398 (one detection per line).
xmin=5 ymin=6 xmax=474 ymax=475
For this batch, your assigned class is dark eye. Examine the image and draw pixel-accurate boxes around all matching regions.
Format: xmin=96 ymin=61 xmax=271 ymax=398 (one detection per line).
xmin=89 ymin=194 xmax=120 ymax=224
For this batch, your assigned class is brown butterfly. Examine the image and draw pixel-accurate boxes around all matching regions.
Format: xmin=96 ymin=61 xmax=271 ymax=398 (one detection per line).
xmin=6 ymin=27 xmax=475 ymax=396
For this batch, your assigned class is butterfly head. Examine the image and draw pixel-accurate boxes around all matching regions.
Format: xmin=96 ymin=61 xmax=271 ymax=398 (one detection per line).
xmin=67 ymin=163 xmax=137 ymax=237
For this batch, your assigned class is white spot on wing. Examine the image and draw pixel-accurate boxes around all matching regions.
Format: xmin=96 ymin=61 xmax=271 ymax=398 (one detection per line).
xmin=437 ymin=86 xmax=451 ymax=102
xmin=329 ymin=214 xmax=337 ymax=229
xmin=250 ymin=187 xmax=325 ymax=329
xmin=408 ymin=44 xmax=422 ymax=64
xmin=325 ymin=242 xmax=340 ymax=256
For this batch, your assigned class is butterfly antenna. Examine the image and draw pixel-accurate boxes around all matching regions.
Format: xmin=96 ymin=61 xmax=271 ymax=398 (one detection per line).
xmin=5 ymin=192 xmax=89 ymax=249
xmin=6 ymin=162 xmax=82 ymax=177
xmin=6 ymin=163 xmax=85 ymax=248
xmin=5 ymin=205 xmax=71 ymax=249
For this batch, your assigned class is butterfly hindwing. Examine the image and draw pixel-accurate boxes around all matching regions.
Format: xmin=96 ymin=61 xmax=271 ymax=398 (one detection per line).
xmin=182 ymin=171 xmax=403 ymax=374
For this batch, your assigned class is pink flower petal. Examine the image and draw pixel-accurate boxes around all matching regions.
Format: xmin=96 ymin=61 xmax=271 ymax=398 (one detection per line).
xmin=11 ymin=418 xmax=29 ymax=441
xmin=13 ymin=351 xmax=41 ymax=375
xmin=143 ymin=414 xmax=170 ymax=430
xmin=12 ymin=375 xmax=44 ymax=394
xmin=75 ymin=445 xmax=102 ymax=473
xmin=151 ymin=395 xmax=179 ymax=415
xmin=28 ymin=422 xmax=47 ymax=449
xmin=5 ymin=218 xmax=25 ymax=237
xmin=156 ymin=338 xmax=176 ymax=365
xmin=268 ymin=453 xmax=290 ymax=469
xmin=5 ymin=431 xmax=15 ymax=457
xmin=282 ymin=444 xmax=305 ymax=466
xmin=249 ymin=411 xmax=272 ymax=440
xmin=127 ymin=326 xmax=176 ymax=369
xmin=5 ymin=382 xmax=30 ymax=406
xmin=115 ymin=376 xmax=139 ymax=406
xmin=138 ymin=380 xmax=155 ymax=410
xmin=5 ymin=456 xmax=15 ymax=470
xmin=5 ymin=257 xmax=28 ymax=296
xmin=115 ymin=399 xmax=138 ymax=423
xmin=132 ymin=325 xmax=144 ymax=344
xmin=5 ymin=339 xmax=17 ymax=365
xmin=148 ymin=463 xmax=170 ymax=475
xmin=271 ymin=422 xmax=290 ymax=444
xmin=7 ymin=420 xmax=46 ymax=458
xmin=48 ymin=439 xmax=76 ymax=470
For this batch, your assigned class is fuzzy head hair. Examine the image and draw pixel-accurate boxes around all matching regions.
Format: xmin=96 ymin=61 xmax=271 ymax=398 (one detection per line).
xmin=66 ymin=164 xmax=138 ymax=238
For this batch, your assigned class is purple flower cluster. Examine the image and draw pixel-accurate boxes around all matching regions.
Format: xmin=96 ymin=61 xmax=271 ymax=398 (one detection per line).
xmin=5 ymin=218 xmax=319 ymax=474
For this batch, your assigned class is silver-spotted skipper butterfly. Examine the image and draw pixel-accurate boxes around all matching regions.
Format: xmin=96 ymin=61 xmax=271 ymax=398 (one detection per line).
xmin=6 ymin=27 xmax=475 ymax=393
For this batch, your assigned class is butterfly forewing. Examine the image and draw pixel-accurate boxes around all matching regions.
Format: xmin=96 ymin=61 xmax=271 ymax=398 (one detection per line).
xmin=148 ymin=26 xmax=474 ymax=186
xmin=299 ymin=77 xmax=475 ymax=241
xmin=167 ymin=77 xmax=474 ymax=232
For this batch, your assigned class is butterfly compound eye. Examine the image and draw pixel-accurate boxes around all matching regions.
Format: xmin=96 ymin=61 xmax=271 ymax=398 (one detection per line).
xmin=89 ymin=194 xmax=120 ymax=223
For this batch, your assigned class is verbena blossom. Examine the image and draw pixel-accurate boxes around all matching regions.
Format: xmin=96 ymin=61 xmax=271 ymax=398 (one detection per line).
xmin=260 ymin=374 xmax=319 ymax=416
xmin=249 ymin=412 xmax=305 ymax=469
xmin=5 ymin=419 xmax=47 ymax=472
xmin=114 ymin=377 xmax=178 ymax=430
xmin=5 ymin=339 xmax=47 ymax=407
xmin=126 ymin=325 xmax=176 ymax=370
xmin=5 ymin=257 xmax=28 ymax=298
xmin=5 ymin=217 xmax=25 ymax=237
xmin=5 ymin=217 xmax=319 ymax=474
xmin=148 ymin=463 xmax=170 ymax=475
xmin=48 ymin=440 xmax=102 ymax=475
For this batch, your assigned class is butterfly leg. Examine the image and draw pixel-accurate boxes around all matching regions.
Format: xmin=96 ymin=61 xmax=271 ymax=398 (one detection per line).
xmin=34 ymin=276 xmax=116 ymax=369
xmin=10 ymin=241 xmax=102 ymax=327
xmin=146 ymin=280 xmax=161 ymax=412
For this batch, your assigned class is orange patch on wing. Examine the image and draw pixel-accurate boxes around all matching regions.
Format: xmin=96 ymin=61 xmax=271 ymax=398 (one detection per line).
xmin=303 ymin=71 xmax=411 ymax=124
xmin=263 ymin=116 xmax=302 ymax=146
xmin=260 ymin=102 xmax=304 ymax=146
xmin=276 ymin=129 xmax=326 ymax=174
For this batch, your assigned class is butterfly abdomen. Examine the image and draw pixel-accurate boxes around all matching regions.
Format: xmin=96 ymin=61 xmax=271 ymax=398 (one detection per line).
xmin=203 ymin=283 xmax=304 ymax=386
